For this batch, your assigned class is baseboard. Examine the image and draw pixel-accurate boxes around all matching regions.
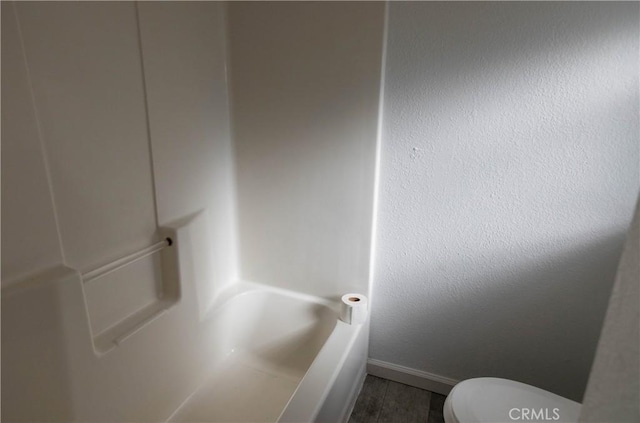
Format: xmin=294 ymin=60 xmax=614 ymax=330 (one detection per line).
xmin=367 ymin=359 xmax=458 ymax=395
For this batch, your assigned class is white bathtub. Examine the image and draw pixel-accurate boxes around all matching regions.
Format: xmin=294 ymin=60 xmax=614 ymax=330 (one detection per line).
xmin=170 ymin=283 xmax=367 ymax=423
xmin=1 ymin=214 xmax=367 ymax=422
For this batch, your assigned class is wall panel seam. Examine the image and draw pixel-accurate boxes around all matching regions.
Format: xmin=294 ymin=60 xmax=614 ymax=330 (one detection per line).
xmin=133 ymin=1 xmax=160 ymax=229
xmin=12 ymin=2 xmax=67 ymax=264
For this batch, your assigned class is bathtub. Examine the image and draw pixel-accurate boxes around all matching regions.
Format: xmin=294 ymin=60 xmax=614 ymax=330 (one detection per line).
xmin=170 ymin=283 xmax=367 ymax=423
xmin=1 ymin=213 xmax=367 ymax=422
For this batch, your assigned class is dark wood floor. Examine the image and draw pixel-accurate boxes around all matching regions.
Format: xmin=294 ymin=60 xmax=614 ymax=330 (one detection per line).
xmin=348 ymin=375 xmax=446 ymax=423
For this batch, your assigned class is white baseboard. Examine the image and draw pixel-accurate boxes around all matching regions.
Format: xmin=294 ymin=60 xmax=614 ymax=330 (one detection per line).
xmin=367 ymin=359 xmax=458 ymax=395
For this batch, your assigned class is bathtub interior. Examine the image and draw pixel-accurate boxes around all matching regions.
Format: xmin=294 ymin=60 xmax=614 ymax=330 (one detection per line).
xmin=170 ymin=289 xmax=339 ymax=422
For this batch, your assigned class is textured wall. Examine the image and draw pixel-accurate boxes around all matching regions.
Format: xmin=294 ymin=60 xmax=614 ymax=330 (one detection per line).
xmin=371 ymin=2 xmax=639 ymax=401
xmin=228 ymin=2 xmax=385 ymax=299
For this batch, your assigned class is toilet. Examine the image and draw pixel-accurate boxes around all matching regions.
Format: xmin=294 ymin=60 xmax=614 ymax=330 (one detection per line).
xmin=443 ymin=378 xmax=582 ymax=423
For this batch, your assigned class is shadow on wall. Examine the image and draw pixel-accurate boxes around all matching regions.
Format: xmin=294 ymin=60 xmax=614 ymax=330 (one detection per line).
xmin=391 ymin=2 xmax=638 ymax=109
xmin=385 ymin=2 xmax=638 ymax=204
xmin=374 ymin=230 xmax=627 ymax=402
xmin=372 ymin=1 xmax=639 ymax=404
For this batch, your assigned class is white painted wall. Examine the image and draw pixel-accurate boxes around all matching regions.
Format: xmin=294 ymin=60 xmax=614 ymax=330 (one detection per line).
xmin=227 ymin=2 xmax=385 ymax=299
xmin=371 ymin=2 xmax=639 ymax=401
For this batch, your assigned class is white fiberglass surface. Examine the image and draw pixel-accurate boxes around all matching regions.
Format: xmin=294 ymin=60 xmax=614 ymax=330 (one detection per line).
xmin=1 ymin=215 xmax=365 ymax=423
xmin=169 ymin=287 xmax=337 ymax=422
xmin=169 ymin=351 xmax=298 ymax=422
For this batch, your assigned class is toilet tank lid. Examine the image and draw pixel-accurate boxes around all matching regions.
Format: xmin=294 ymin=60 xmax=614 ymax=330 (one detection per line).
xmin=444 ymin=377 xmax=581 ymax=423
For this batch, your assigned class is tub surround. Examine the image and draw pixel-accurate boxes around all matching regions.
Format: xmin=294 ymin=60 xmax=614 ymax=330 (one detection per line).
xmin=3 ymin=214 xmax=203 ymax=421
xmin=2 ymin=2 xmax=380 ymax=421
xmin=1 ymin=0 xmax=237 ymax=317
xmin=228 ymin=1 xmax=385 ymax=299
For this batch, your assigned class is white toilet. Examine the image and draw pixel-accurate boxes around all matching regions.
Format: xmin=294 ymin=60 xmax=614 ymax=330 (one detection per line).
xmin=443 ymin=378 xmax=582 ymax=423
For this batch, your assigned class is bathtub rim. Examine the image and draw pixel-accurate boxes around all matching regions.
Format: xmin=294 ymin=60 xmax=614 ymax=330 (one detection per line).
xmin=277 ymin=309 xmax=366 ymax=422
